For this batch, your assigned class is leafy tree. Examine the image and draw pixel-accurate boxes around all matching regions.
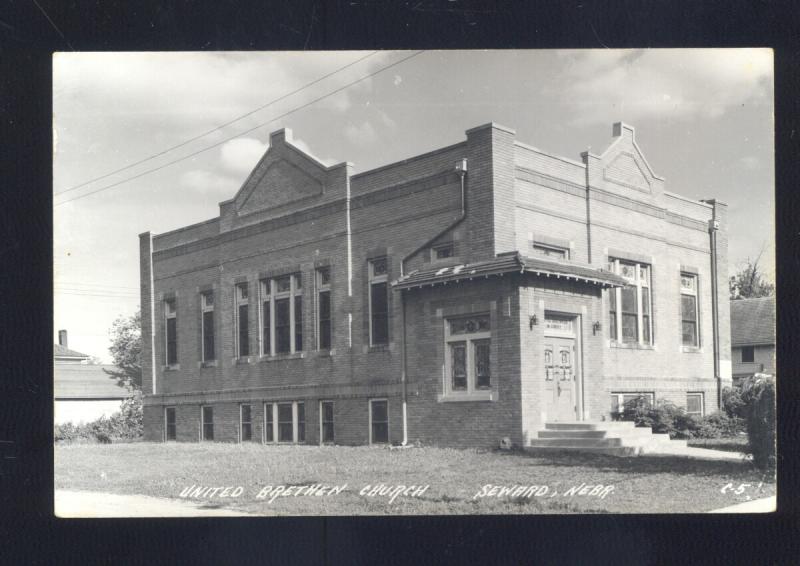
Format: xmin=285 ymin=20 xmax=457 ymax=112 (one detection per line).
xmin=730 ymin=247 xmax=774 ymax=300
xmin=105 ymin=309 xmax=142 ymax=391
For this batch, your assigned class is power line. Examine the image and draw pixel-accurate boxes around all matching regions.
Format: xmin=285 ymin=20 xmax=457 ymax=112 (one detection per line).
xmin=55 ymin=51 xmax=379 ymax=196
xmin=54 ymin=50 xmax=426 ymax=207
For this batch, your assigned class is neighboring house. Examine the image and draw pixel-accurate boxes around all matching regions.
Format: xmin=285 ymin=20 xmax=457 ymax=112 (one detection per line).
xmin=54 ymin=330 xmax=129 ymax=424
xmin=730 ymin=296 xmax=776 ymax=381
xmin=139 ymin=122 xmax=731 ymax=447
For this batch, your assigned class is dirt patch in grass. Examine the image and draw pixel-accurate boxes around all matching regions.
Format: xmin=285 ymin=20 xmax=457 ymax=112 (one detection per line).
xmin=54 ymin=443 xmax=775 ymax=515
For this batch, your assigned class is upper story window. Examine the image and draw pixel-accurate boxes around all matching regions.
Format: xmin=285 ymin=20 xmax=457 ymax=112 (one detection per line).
xmin=260 ymin=273 xmax=303 ymax=356
xmin=200 ymin=291 xmax=215 ymax=362
xmin=164 ymin=298 xmax=178 ymax=366
xmin=680 ymin=273 xmax=699 ymax=347
xmin=608 ymin=258 xmax=652 ymax=345
xmin=316 ymin=267 xmax=332 ymax=350
xmin=444 ymin=314 xmax=491 ymax=396
xmin=531 ymin=243 xmax=568 ymax=260
xmin=432 ymin=243 xmax=455 ymax=260
xmin=235 ymin=283 xmax=250 ymax=358
xmin=741 ymin=345 xmax=755 ymax=363
xmin=369 ymin=258 xmax=389 ymax=346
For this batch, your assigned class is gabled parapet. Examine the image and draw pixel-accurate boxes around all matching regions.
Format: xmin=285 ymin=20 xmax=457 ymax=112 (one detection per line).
xmin=219 ymin=128 xmax=352 ymax=232
xmin=582 ymin=122 xmax=666 ymax=202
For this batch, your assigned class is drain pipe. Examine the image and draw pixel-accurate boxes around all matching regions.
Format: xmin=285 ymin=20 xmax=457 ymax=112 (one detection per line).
xmin=704 ymin=201 xmax=722 ymax=409
xmin=398 ymin=160 xmax=468 ymax=446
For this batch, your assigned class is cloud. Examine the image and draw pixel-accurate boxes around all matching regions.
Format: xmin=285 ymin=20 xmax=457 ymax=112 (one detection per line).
xmin=555 ymin=49 xmax=773 ymax=125
xmin=219 ymin=138 xmax=268 ymax=174
xmin=179 ymin=169 xmax=237 ymax=194
xmin=344 ymin=121 xmax=378 ymax=145
xmin=291 ymin=137 xmax=338 ymax=167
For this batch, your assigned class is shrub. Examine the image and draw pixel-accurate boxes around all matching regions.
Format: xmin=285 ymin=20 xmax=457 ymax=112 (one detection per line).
xmin=740 ymin=375 xmax=776 ymax=470
xmin=722 ymin=385 xmax=747 ymax=421
xmin=630 ymin=400 xmax=700 ymax=439
xmin=693 ymin=412 xmax=743 ymax=439
xmin=54 ymin=391 xmax=143 ymax=443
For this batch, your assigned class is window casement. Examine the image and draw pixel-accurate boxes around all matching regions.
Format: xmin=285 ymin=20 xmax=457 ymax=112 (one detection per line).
xmin=741 ymin=346 xmax=755 ymax=363
xmin=260 ymin=274 xmax=303 ymax=356
xmin=369 ymin=399 xmax=389 ymax=444
xmin=680 ymin=273 xmax=699 ymax=347
xmin=686 ymin=393 xmax=704 ymax=417
xmin=316 ymin=267 xmax=332 ymax=350
xmin=263 ymin=401 xmax=305 ymax=444
xmin=610 ymin=392 xmax=654 ymax=420
xmin=531 ymin=243 xmax=569 ymax=260
xmin=368 ymin=258 xmax=389 ymax=346
xmin=320 ymin=401 xmax=335 ymax=444
xmin=235 ymin=283 xmax=250 ymax=358
xmin=200 ymin=291 xmax=215 ymax=362
xmin=164 ymin=407 xmax=176 ymax=441
xmin=442 ymin=314 xmax=492 ymax=401
xmin=201 ymin=406 xmax=214 ymax=441
xmin=240 ymin=404 xmax=252 ymax=442
xmin=607 ymin=258 xmax=653 ymax=345
xmin=432 ymin=242 xmax=455 ymax=261
xmin=165 ymin=298 xmax=178 ymax=366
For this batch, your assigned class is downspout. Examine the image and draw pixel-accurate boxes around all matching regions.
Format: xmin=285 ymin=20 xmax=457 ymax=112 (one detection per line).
xmin=706 ymin=203 xmax=722 ymax=409
xmin=398 ymin=160 xmax=468 ymax=446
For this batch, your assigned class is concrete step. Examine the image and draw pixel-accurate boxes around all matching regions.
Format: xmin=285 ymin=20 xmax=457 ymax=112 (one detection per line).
xmin=544 ymin=421 xmax=636 ymax=430
xmin=525 ymin=445 xmax=640 ymax=457
xmin=537 ymin=428 xmax=655 ymax=440
xmin=529 ymin=437 xmax=625 ymax=448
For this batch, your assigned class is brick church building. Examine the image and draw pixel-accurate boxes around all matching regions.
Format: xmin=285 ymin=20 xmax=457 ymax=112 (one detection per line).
xmin=140 ymin=122 xmax=732 ymax=447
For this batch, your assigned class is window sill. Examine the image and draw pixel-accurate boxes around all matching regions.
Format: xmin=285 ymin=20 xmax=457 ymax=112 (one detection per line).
xmin=609 ymin=342 xmax=655 ymax=351
xmin=163 ymin=364 xmax=180 ymax=372
xmin=368 ymin=343 xmax=391 ymax=353
xmin=259 ymin=352 xmax=305 ymax=362
xmin=437 ymin=391 xmax=494 ymax=403
xmin=198 ymin=360 xmax=218 ymax=368
xmin=315 ymin=349 xmax=335 ymax=358
xmin=681 ymin=346 xmax=703 ymax=354
xmin=234 ymin=357 xmax=253 ymax=365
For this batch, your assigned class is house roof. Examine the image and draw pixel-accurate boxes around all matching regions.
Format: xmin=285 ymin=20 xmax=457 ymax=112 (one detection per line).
xmin=392 ymin=252 xmax=627 ymax=291
xmin=730 ymin=296 xmax=776 ymax=347
xmin=54 ymin=364 xmax=131 ymax=399
xmin=54 ymin=343 xmax=90 ymax=359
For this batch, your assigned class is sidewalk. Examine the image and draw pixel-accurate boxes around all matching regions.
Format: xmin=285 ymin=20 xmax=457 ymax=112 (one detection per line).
xmin=708 ymin=495 xmax=776 ymax=513
xmin=55 ymin=490 xmax=254 ymax=518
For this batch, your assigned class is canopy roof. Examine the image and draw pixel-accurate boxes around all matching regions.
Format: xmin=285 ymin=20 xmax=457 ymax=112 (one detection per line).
xmin=393 ymin=252 xmax=627 ymax=291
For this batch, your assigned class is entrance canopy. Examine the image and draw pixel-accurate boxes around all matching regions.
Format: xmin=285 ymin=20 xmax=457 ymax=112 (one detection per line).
xmin=392 ymin=252 xmax=627 ymax=291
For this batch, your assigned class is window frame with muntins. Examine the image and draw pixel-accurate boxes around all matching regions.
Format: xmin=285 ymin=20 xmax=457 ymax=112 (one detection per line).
xmin=369 ymin=258 xmax=389 ymax=346
xmin=165 ymin=298 xmax=178 ymax=367
xmin=607 ymin=258 xmax=653 ymax=345
xmin=680 ymin=273 xmax=700 ymax=348
xmin=686 ymin=392 xmax=704 ymax=417
xmin=234 ymin=283 xmax=250 ymax=358
xmin=316 ymin=267 xmax=332 ymax=350
xmin=369 ymin=399 xmax=389 ymax=444
xmin=200 ymin=291 xmax=215 ymax=362
xmin=442 ymin=314 xmax=492 ymax=401
xmin=260 ymin=273 xmax=303 ymax=356
xmin=320 ymin=401 xmax=335 ymax=444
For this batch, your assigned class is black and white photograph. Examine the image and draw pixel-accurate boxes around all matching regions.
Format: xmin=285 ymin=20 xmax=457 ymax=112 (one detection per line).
xmin=52 ymin=49 xmax=776 ymax=517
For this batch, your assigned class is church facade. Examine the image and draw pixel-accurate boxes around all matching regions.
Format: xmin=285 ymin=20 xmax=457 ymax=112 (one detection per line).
xmin=140 ymin=122 xmax=731 ymax=447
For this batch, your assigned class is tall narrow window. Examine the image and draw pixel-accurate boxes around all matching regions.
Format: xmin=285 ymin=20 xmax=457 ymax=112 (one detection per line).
xmin=264 ymin=403 xmax=274 ymax=443
xmin=201 ymin=291 xmax=215 ymax=361
xmin=321 ymin=401 xmax=334 ymax=444
xmin=444 ymin=314 xmax=492 ymax=397
xmin=369 ymin=258 xmax=389 ymax=345
xmin=680 ymin=273 xmax=699 ymax=347
xmin=266 ymin=274 xmax=303 ymax=355
xmin=277 ymin=402 xmax=293 ymax=442
xmin=202 ymin=406 xmax=214 ymax=441
xmin=260 ymin=279 xmax=271 ymax=355
xmin=297 ymin=402 xmax=305 ymax=443
xmin=240 ymin=404 xmax=252 ymax=442
xmin=317 ymin=267 xmax=332 ymax=350
xmin=608 ymin=258 xmax=653 ymax=345
xmin=165 ymin=298 xmax=178 ymax=366
xmin=370 ymin=399 xmax=389 ymax=444
xmin=165 ymin=407 xmax=176 ymax=441
xmin=235 ymin=283 xmax=249 ymax=357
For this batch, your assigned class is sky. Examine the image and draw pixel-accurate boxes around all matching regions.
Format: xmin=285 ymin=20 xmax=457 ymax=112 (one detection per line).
xmin=53 ymin=49 xmax=774 ymax=362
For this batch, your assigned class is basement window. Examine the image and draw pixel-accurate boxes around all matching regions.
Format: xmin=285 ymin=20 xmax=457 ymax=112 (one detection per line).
xmin=610 ymin=392 xmax=654 ymax=421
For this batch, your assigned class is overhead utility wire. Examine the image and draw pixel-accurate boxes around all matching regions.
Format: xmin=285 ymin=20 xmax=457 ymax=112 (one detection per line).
xmin=55 ymin=51 xmax=379 ymax=196
xmin=55 ymin=50 xmax=425 ymax=207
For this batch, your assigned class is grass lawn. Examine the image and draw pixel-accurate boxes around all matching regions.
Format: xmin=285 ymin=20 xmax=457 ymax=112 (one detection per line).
xmin=54 ymin=442 xmax=775 ymax=515
xmin=687 ymin=436 xmax=750 ymax=453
